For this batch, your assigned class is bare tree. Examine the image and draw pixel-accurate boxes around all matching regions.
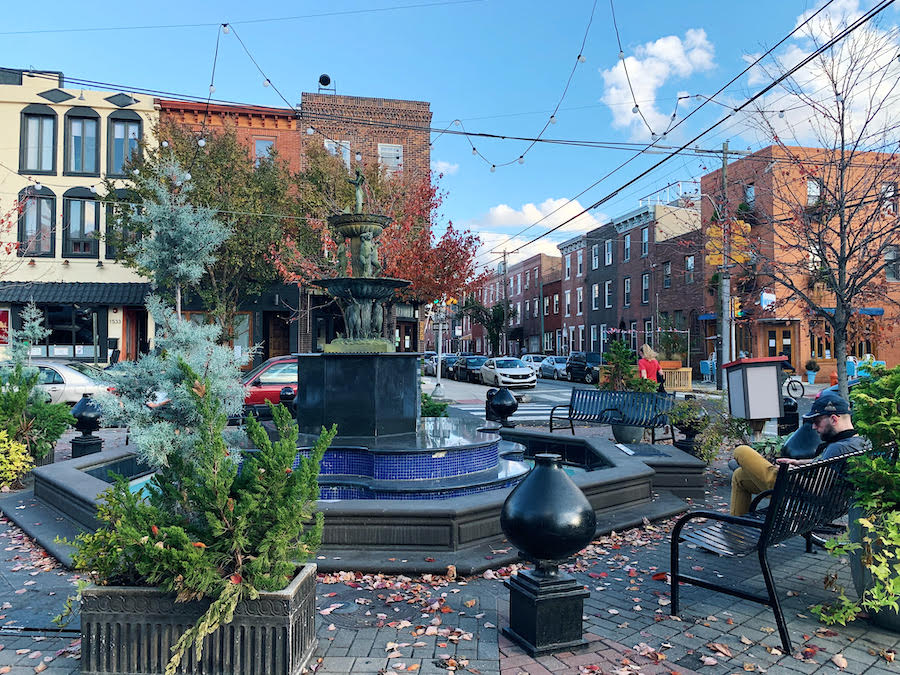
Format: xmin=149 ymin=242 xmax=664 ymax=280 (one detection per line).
xmin=726 ymin=12 xmax=900 ymax=399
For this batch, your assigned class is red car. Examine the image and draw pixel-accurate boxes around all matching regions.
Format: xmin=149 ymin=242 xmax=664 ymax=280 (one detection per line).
xmin=242 ymin=355 xmax=298 ymax=417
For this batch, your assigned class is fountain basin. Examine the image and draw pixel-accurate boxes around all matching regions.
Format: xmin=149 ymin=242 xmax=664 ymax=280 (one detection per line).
xmin=311 ymin=277 xmax=410 ymax=301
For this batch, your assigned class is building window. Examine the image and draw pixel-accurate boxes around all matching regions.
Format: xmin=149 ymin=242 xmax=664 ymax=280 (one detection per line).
xmin=684 ymin=255 xmax=695 ymax=284
xmin=663 ymin=261 xmax=671 ymax=288
xmin=624 ymin=233 xmax=631 ymax=261
xmin=591 ymin=283 xmax=599 ymax=310
xmin=886 ymin=245 xmax=900 ymax=281
xmin=605 ymin=239 xmax=613 ymax=265
xmin=377 ymin=143 xmax=403 ymax=176
xmin=641 ymin=273 xmax=650 ymax=304
xmin=644 ymin=319 xmax=653 ymax=344
xmin=604 ymin=280 xmax=612 ymax=308
xmin=33 ymin=304 xmax=104 ymax=360
xmin=640 ymin=227 xmax=649 ymax=257
xmin=744 ymin=183 xmax=755 ymax=205
xmin=577 ymin=250 xmax=583 ymax=276
xmin=64 ymin=110 xmax=99 ymax=176
xmin=516 ymin=273 xmax=521 ymax=295
xmin=553 ymin=294 xmax=559 ymax=314
xmin=525 ymin=270 xmax=530 ymax=289
xmin=630 ymin=321 xmax=638 ymax=352
xmin=516 ymin=302 xmax=521 ymax=324
xmin=591 ymin=243 xmax=599 ymax=269
xmin=590 ymin=324 xmax=598 ymax=351
xmin=21 ymin=109 xmax=56 ymax=174
xmin=108 ymin=113 xmax=141 ymax=176
xmin=576 ymin=287 xmax=583 ymax=315
xmin=254 ymin=138 xmax=274 ymax=166
xmin=533 ymin=298 xmax=538 ymax=317
xmin=544 ymin=296 xmax=550 ymax=315
xmin=565 ymin=254 xmax=571 ymax=280
xmin=564 ymin=290 xmax=571 ymax=317
xmin=324 ymin=139 xmax=351 ymax=168
xmin=63 ymin=197 xmax=100 ymax=257
xmin=579 ymin=325 xmax=585 ymax=351
xmin=881 ymin=182 xmax=897 ymax=214
xmin=624 ymin=277 xmax=631 ymax=307
xmin=18 ymin=189 xmax=55 ymax=257
xmin=807 ymin=178 xmax=822 ymax=206
xmin=600 ymin=324 xmax=607 ymax=356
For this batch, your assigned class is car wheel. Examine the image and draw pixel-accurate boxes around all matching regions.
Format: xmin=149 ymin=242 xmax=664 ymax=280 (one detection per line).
xmin=584 ymin=372 xmax=594 ymax=384
xmin=553 ymin=369 xmax=560 ymax=380
xmin=567 ymin=371 xmax=573 ymax=382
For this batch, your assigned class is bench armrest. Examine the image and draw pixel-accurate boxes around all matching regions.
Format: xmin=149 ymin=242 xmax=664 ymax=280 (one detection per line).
xmin=749 ymin=490 xmax=773 ymax=512
xmin=601 ymin=406 xmax=625 ymax=424
xmin=549 ymin=404 xmax=571 ymax=418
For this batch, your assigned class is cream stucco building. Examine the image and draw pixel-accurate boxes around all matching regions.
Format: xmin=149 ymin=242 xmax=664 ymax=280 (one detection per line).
xmin=0 ymin=68 xmax=156 ymax=363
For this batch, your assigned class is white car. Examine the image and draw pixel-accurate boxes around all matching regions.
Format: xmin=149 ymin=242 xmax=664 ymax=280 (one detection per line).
xmin=479 ymin=358 xmax=537 ymax=388
xmin=520 ymin=354 xmax=546 ymax=374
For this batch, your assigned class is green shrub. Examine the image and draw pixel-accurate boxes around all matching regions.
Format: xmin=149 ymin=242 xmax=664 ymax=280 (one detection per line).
xmin=598 ymin=340 xmax=657 ymax=392
xmin=0 ymin=430 xmax=32 ymax=489
xmin=421 ymin=392 xmax=448 ymax=417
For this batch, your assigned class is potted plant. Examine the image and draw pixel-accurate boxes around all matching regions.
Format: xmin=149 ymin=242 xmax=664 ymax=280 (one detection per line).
xmin=804 ymin=358 xmax=820 ymax=385
xmin=813 ymin=367 xmax=900 ymax=632
xmin=669 ymin=398 xmax=710 ymax=454
xmin=599 ymin=340 xmax=658 ymax=443
xmin=658 ymin=319 xmax=684 ymax=369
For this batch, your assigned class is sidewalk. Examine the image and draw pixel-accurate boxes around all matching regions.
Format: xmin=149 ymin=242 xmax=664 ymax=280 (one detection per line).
xmin=0 ymin=432 xmax=897 ymax=674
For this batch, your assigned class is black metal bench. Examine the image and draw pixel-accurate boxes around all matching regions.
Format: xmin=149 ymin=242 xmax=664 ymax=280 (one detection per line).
xmin=549 ymin=389 xmax=675 ymax=442
xmin=670 ymin=448 xmax=867 ymax=653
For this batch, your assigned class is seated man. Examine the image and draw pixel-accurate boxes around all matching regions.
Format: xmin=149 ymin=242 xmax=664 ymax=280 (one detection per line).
xmin=729 ymin=392 xmax=868 ymax=516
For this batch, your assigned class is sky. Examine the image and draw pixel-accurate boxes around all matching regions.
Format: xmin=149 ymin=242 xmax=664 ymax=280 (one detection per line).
xmin=1 ymin=0 xmax=897 ymax=274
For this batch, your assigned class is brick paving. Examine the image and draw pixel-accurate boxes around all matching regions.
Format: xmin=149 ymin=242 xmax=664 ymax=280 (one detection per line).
xmin=0 ymin=426 xmax=898 ymax=673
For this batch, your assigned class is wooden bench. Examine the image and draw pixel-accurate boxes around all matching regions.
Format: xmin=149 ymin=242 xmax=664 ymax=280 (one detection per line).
xmin=669 ymin=448 xmax=867 ymax=653
xmin=549 ymin=390 xmax=675 ymax=442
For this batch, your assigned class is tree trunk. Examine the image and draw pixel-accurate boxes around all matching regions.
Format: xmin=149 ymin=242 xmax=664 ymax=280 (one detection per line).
xmin=833 ymin=324 xmax=850 ymax=401
xmin=175 ymin=283 xmax=182 ymax=317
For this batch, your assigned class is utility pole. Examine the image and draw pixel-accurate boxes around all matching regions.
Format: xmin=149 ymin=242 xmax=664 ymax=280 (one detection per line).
xmin=539 ymin=270 xmax=545 ymax=353
xmin=502 ymin=250 xmax=509 ymax=356
xmin=432 ymin=300 xmax=445 ymax=399
xmin=716 ymin=141 xmax=732 ymax=391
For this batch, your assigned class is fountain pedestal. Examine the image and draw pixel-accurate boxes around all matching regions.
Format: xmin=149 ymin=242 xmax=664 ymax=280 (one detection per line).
xmin=295 ymin=352 xmax=420 ymax=438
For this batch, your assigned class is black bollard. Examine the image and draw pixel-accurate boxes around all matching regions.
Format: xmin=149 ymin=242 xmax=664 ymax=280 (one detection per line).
xmin=500 ymin=453 xmax=596 ymax=654
xmin=486 ymin=387 xmax=518 ymax=427
xmin=71 ymin=393 xmax=103 ymax=458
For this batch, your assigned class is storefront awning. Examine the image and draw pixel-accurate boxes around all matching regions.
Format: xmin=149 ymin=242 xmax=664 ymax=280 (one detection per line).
xmin=823 ymin=307 xmax=884 ymax=316
xmin=699 ymin=313 xmax=716 ymax=320
xmin=0 ymin=282 xmax=151 ymax=306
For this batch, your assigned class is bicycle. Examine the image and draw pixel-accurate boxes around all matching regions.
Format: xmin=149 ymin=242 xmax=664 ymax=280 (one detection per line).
xmin=783 ymin=372 xmax=805 ymax=399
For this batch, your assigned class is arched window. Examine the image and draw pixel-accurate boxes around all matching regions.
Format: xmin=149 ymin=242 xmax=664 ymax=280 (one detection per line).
xmin=63 ymin=107 xmax=100 ymax=176
xmin=19 ymin=103 xmax=57 ymax=174
xmin=107 ymin=110 xmax=142 ymax=177
xmin=63 ymin=187 xmax=99 ymax=258
xmin=17 ymin=185 xmax=56 ymax=257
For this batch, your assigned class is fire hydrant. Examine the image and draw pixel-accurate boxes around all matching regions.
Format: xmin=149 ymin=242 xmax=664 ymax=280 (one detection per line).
xmin=830 ymin=371 xmax=838 ymax=386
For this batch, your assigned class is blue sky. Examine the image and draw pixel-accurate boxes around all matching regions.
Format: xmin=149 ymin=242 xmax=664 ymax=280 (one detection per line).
xmin=2 ymin=0 xmax=896 ymax=273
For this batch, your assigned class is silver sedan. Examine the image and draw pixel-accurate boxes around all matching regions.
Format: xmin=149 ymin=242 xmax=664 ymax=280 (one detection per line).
xmin=3 ymin=358 xmax=111 ymax=404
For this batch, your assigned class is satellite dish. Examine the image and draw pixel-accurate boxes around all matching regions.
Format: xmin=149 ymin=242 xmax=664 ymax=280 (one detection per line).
xmin=318 ymin=74 xmax=331 ymax=87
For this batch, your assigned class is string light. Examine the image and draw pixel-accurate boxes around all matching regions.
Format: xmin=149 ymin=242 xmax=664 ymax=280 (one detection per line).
xmin=208 ymin=84 xmax=215 ymax=94
xmin=549 ymin=115 xmax=557 ymax=124
xmin=90 ymin=185 xmax=96 ymax=193
xmin=355 ymin=152 xmax=362 ymax=162
xmin=222 ymin=23 xmax=230 ymax=34
xmin=306 ymin=127 xmax=315 ymax=135
xmin=185 ymin=172 xmax=192 ymax=180
xmin=162 ymin=140 xmax=169 ymax=148
xmin=34 ymin=182 xmax=41 ymax=191
xmin=518 ymin=156 xmax=525 ymax=165
xmin=490 ymin=164 xmax=496 ymax=173
xmin=471 ymin=147 xmax=477 ymax=155
xmin=632 ymin=105 xmax=639 ymax=114
xmin=198 ymin=138 xmax=206 ymax=147
xmin=618 ymin=50 xmax=625 ymax=60
xmin=577 ymin=54 xmax=586 ymax=63
xmin=778 ymin=110 xmax=786 ymax=119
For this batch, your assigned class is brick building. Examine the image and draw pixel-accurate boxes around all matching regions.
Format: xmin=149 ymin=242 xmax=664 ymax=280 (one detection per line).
xmin=558 ymin=235 xmax=587 ymax=355
xmin=700 ymin=144 xmax=900 ymax=372
xmin=504 ymin=253 xmax=562 ymax=355
xmin=540 ymin=272 xmax=563 ymax=354
xmin=583 ymin=200 xmax=704 ymax=363
xmin=159 ymin=93 xmax=433 ymax=362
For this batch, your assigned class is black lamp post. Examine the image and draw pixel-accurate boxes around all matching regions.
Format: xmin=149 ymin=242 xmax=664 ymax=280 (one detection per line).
xmin=500 ymin=453 xmax=596 ymax=654
xmin=71 ymin=393 xmax=103 ymax=458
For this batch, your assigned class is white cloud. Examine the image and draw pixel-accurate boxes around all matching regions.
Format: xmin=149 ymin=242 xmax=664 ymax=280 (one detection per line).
xmin=465 ymin=198 xmax=606 ymax=267
xmin=601 ymin=28 xmax=715 ymax=140
xmin=430 ymin=160 xmax=459 ymax=175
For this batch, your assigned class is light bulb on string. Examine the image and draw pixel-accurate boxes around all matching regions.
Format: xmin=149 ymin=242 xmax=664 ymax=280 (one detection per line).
xmin=162 ymin=140 xmax=169 ymax=148
xmin=549 ymin=115 xmax=557 ymax=124
xmin=618 ymin=50 xmax=625 ymax=60
xmin=577 ymin=54 xmax=586 ymax=63
xmin=517 ymin=156 xmax=525 ymax=165
xmin=453 ymin=119 xmax=461 ymax=126
xmin=263 ymin=79 xmax=271 ymax=87
xmin=34 ymin=182 xmax=42 ymax=191
xmin=355 ymin=152 xmax=362 ymax=162
xmin=306 ymin=127 xmax=315 ymax=135
xmin=185 ymin=172 xmax=192 ymax=181
xmin=222 ymin=23 xmax=230 ymax=34
xmin=836 ymin=94 xmax=844 ymax=103
xmin=632 ymin=105 xmax=639 ymax=114
xmin=490 ymin=165 xmax=496 ymax=173
xmin=208 ymin=84 xmax=216 ymax=94
xmin=198 ymin=138 xmax=206 ymax=147
xmin=778 ymin=110 xmax=785 ymax=119
xmin=132 ymin=169 xmax=140 ymax=176
xmin=471 ymin=147 xmax=477 ymax=155
xmin=90 ymin=185 xmax=96 ymax=193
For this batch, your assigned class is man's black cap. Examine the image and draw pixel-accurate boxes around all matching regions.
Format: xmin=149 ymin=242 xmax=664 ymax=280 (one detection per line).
xmin=802 ymin=391 xmax=851 ymax=420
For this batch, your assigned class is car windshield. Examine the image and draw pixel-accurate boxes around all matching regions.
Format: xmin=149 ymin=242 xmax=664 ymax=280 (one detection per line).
xmin=585 ymin=352 xmax=602 ymax=363
xmin=467 ymin=357 xmax=487 ymax=366
xmin=496 ymin=359 xmax=525 ymax=368
xmin=553 ymin=356 xmax=567 ymax=363
xmin=64 ymin=362 xmax=106 ymax=380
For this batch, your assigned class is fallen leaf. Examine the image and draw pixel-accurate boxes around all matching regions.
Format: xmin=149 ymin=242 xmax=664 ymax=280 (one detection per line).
xmin=707 ymin=643 xmax=733 ymax=658
xmin=34 ymin=665 xmax=47 ymax=673
xmin=831 ymin=654 xmax=848 ymax=670
xmin=740 ymin=636 xmax=754 ymax=645
xmin=407 ymin=666 xmax=419 ymax=672
xmin=743 ymin=663 xmax=756 ymax=671
xmin=700 ymin=655 xmax=718 ymax=666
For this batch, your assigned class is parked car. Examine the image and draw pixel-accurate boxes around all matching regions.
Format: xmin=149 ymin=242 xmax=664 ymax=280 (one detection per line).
xmin=454 ymin=356 xmax=488 ymax=383
xmin=480 ymin=358 xmax=537 ymax=388
xmin=242 ymin=355 xmax=298 ymax=417
xmin=423 ymin=355 xmax=438 ymax=376
xmin=566 ymin=351 xmax=603 ymax=384
xmin=538 ymin=355 xmax=568 ymax=380
xmin=1 ymin=358 xmax=112 ymax=405
xmin=520 ymin=354 xmax=546 ymax=374
xmin=430 ymin=353 xmax=458 ymax=378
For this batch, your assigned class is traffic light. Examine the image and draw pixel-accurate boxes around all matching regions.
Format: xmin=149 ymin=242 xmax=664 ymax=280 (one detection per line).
xmin=446 ymin=296 xmax=458 ymax=306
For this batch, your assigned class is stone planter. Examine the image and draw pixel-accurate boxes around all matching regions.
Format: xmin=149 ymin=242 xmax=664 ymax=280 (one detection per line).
xmin=848 ymin=507 xmax=900 ymax=633
xmin=611 ymin=424 xmax=643 ymax=444
xmin=80 ymin=564 xmax=317 ymax=675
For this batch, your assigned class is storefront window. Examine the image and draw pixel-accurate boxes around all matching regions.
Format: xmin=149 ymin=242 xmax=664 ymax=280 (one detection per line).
xmin=33 ymin=305 xmax=100 ymax=358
